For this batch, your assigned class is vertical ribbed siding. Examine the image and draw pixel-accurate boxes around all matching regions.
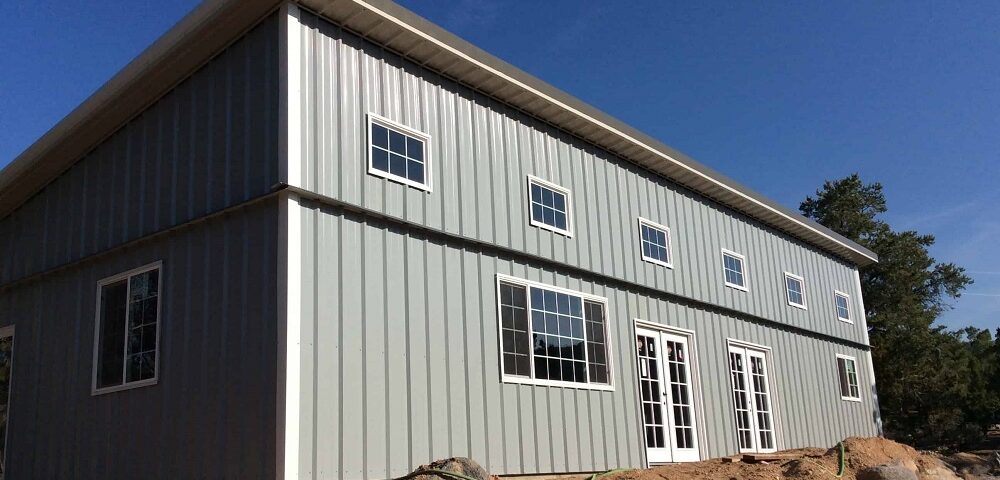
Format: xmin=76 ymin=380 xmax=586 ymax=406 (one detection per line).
xmin=295 ymin=203 xmax=879 ymax=479
xmin=0 ymin=13 xmax=280 ymax=286
xmin=0 ymin=201 xmax=278 ymax=479
xmin=294 ymin=11 xmax=868 ymax=347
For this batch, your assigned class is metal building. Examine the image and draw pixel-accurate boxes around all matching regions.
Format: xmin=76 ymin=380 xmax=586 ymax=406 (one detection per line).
xmin=0 ymin=1 xmax=881 ymax=478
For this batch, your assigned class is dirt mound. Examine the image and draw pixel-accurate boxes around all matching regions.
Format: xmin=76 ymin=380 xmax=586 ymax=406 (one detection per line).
xmin=604 ymin=437 xmax=961 ymax=480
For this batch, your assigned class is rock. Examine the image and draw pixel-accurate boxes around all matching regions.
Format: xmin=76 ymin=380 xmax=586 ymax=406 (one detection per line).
xmin=857 ymin=464 xmax=918 ymax=480
xmin=408 ymin=457 xmax=491 ymax=480
xmin=946 ymin=452 xmax=992 ymax=476
xmin=920 ymin=465 xmax=962 ymax=480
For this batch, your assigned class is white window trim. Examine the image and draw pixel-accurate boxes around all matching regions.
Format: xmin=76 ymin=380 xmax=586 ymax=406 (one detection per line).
xmin=495 ymin=273 xmax=613 ymax=391
xmin=91 ymin=261 xmax=163 ymax=396
xmin=637 ymin=217 xmax=674 ymax=269
xmin=783 ymin=272 xmax=807 ymax=310
xmin=836 ymin=354 xmax=862 ymax=402
xmin=834 ymin=290 xmax=853 ymax=324
xmin=366 ymin=112 xmax=433 ymax=192
xmin=721 ymin=249 xmax=748 ymax=292
xmin=526 ymin=175 xmax=573 ymax=237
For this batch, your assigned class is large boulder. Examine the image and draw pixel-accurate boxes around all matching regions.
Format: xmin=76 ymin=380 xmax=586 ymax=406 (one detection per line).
xmin=857 ymin=464 xmax=918 ymax=480
xmin=408 ymin=457 xmax=492 ymax=480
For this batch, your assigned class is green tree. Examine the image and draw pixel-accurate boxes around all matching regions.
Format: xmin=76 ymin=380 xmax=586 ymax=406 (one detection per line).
xmin=799 ymin=174 xmax=997 ymax=448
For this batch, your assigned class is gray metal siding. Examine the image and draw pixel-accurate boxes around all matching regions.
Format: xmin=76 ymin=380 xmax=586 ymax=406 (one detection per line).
xmin=293 ymin=10 xmax=867 ymax=347
xmin=0 ymin=200 xmax=278 ymax=479
xmin=0 ymin=13 xmax=281 ymax=286
xmin=293 ymin=202 xmax=879 ymax=479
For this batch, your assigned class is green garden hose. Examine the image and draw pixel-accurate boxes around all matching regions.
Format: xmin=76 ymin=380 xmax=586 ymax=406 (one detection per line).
xmin=802 ymin=441 xmax=847 ymax=478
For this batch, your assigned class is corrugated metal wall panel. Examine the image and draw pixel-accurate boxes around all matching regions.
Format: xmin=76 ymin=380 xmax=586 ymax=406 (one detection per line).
xmin=0 ymin=201 xmax=278 ymax=479
xmin=294 ymin=11 xmax=868 ymax=347
xmin=294 ymin=202 xmax=879 ymax=479
xmin=0 ymin=13 xmax=280 ymax=286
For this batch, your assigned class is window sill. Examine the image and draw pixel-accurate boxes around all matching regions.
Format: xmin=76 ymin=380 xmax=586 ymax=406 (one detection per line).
xmin=529 ymin=219 xmax=573 ymax=238
xmin=366 ymin=167 xmax=432 ymax=192
xmin=92 ymin=377 xmax=158 ymax=396
xmin=787 ymin=302 xmax=808 ymax=310
xmin=840 ymin=396 xmax=862 ymax=403
xmin=641 ymin=256 xmax=674 ymax=269
xmin=725 ymin=282 xmax=748 ymax=292
xmin=837 ymin=317 xmax=854 ymax=324
xmin=501 ymin=374 xmax=613 ymax=392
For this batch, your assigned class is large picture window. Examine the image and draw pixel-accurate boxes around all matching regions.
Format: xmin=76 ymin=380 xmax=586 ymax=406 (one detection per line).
xmin=497 ymin=275 xmax=612 ymax=389
xmin=92 ymin=263 xmax=161 ymax=394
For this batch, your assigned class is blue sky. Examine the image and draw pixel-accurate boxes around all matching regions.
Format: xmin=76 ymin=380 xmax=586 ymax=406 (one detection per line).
xmin=2 ymin=1 xmax=997 ymax=330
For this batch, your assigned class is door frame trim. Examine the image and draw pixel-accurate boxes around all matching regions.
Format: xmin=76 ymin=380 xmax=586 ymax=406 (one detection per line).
xmin=725 ymin=337 xmax=784 ymax=453
xmin=632 ymin=319 xmax=708 ymax=466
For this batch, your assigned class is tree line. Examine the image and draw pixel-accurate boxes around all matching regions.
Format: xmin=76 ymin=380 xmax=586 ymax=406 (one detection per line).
xmin=800 ymin=174 xmax=999 ymax=449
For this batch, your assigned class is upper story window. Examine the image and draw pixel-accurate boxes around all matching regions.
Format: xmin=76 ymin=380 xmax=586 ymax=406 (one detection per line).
xmin=834 ymin=291 xmax=852 ymax=323
xmin=93 ymin=263 xmax=162 ymax=395
xmin=784 ymin=272 xmax=807 ymax=309
xmin=637 ymin=217 xmax=673 ymax=268
xmin=497 ymin=275 xmax=612 ymax=390
xmin=367 ymin=113 xmax=431 ymax=191
xmin=527 ymin=175 xmax=572 ymax=237
xmin=836 ymin=355 xmax=861 ymax=401
xmin=722 ymin=249 xmax=747 ymax=291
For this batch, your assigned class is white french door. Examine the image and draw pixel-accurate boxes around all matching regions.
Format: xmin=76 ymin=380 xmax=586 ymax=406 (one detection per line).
xmin=635 ymin=327 xmax=700 ymax=463
xmin=727 ymin=344 xmax=776 ymax=453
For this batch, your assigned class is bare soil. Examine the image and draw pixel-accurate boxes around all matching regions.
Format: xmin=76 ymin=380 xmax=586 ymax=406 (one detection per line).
xmin=601 ymin=437 xmax=973 ymax=480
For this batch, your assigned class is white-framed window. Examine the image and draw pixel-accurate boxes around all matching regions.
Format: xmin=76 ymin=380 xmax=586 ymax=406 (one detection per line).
xmin=834 ymin=291 xmax=852 ymax=323
xmin=637 ymin=217 xmax=673 ymax=268
xmin=367 ymin=113 xmax=431 ymax=191
xmin=783 ymin=272 xmax=807 ymax=309
xmin=527 ymin=175 xmax=572 ymax=237
xmin=496 ymin=274 xmax=612 ymax=390
xmin=92 ymin=262 xmax=162 ymax=395
xmin=722 ymin=249 xmax=748 ymax=291
xmin=836 ymin=354 xmax=861 ymax=401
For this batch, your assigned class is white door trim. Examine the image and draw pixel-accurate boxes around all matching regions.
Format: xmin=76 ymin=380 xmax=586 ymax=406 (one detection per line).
xmin=633 ymin=319 xmax=705 ymax=465
xmin=726 ymin=339 xmax=781 ymax=454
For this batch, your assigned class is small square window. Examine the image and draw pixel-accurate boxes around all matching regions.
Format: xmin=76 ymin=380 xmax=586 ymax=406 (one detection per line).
xmin=637 ymin=218 xmax=672 ymax=268
xmin=836 ymin=355 xmax=861 ymax=401
xmin=93 ymin=263 xmax=162 ymax=395
xmin=834 ymin=291 xmax=852 ymax=323
xmin=527 ymin=176 xmax=572 ymax=236
xmin=367 ymin=114 xmax=431 ymax=191
xmin=784 ymin=273 xmax=806 ymax=309
xmin=722 ymin=250 xmax=747 ymax=291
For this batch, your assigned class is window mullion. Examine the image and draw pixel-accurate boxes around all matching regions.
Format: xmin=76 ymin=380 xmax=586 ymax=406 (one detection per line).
xmin=579 ymin=299 xmax=591 ymax=384
xmin=524 ymin=285 xmax=535 ymax=381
